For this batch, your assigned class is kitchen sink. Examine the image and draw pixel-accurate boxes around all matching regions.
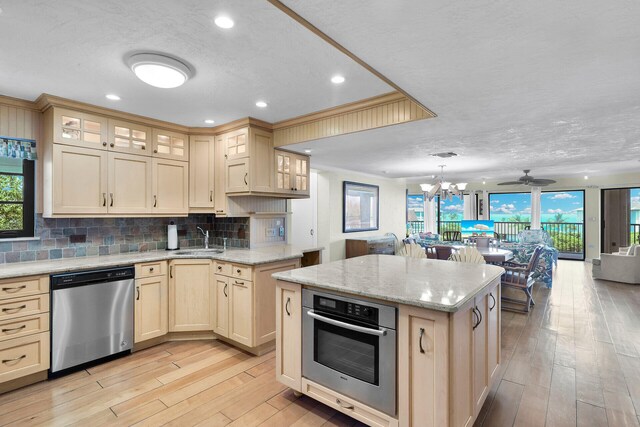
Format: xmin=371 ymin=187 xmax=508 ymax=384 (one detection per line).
xmin=173 ymin=248 xmax=224 ymax=255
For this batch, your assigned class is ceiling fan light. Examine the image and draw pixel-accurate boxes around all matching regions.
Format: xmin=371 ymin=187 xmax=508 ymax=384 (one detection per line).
xmin=456 ymin=183 xmax=467 ymax=190
xmin=441 ymin=182 xmax=452 ymax=190
xmin=420 ymin=183 xmax=433 ymax=192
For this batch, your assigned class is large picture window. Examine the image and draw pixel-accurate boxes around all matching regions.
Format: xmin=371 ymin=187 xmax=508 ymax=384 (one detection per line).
xmin=0 ymin=159 xmax=35 ymax=238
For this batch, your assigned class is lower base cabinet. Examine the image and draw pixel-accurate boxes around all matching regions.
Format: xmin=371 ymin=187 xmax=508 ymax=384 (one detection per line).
xmin=134 ymin=275 xmax=168 ymax=343
xmin=276 ymin=278 xmax=502 ymax=427
xmin=169 ymin=259 xmax=214 ymax=332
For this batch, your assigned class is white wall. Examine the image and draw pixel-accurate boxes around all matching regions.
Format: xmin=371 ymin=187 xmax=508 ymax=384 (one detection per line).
xmin=409 ymin=172 xmax=640 ymax=261
xmin=317 ymin=169 xmax=407 ymax=261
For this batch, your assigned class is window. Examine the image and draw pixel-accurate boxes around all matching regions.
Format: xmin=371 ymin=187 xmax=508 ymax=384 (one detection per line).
xmin=488 ymin=192 xmax=531 ymax=223
xmin=438 ymin=195 xmax=463 ymax=233
xmin=632 ymin=188 xmax=640 ymax=245
xmin=406 ymin=193 xmax=424 ymax=233
xmin=0 ymin=159 xmax=35 ymax=238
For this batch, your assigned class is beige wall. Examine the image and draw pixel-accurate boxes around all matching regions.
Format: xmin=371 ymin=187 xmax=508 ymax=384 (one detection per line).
xmin=409 ymin=172 xmax=640 ymax=261
xmin=317 ymin=169 xmax=406 ymax=261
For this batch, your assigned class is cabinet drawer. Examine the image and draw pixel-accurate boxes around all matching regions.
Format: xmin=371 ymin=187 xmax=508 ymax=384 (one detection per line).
xmin=0 ymin=295 xmax=49 ymax=322
xmin=232 ymin=264 xmax=252 ymax=281
xmin=214 ymin=261 xmax=232 ymax=277
xmin=0 ymin=314 xmax=49 ymax=342
xmin=135 ymin=261 xmax=167 ymax=278
xmin=301 ymin=379 xmax=398 ymax=427
xmin=0 ymin=276 xmax=49 ymax=300
xmin=0 ymin=332 xmax=50 ymax=383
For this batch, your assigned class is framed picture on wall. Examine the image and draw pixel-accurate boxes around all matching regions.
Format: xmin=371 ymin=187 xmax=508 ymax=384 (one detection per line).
xmin=343 ymin=181 xmax=379 ymax=233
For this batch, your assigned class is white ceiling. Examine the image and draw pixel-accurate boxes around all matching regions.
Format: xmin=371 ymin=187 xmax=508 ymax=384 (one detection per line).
xmin=2 ymin=1 xmax=640 ymax=183
xmin=282 ymin=0 xmax=640 ymax=182
xmin=0 ymin=0 xmax=390 ymax=126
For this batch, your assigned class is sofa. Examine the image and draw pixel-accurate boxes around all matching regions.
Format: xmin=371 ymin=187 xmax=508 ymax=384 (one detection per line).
xmin=592 ymin=245 xmax=640 ymax=284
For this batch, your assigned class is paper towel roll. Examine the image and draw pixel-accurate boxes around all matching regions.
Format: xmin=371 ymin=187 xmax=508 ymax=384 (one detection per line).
xmin=167 ymin=222 xmax=178 ymax=250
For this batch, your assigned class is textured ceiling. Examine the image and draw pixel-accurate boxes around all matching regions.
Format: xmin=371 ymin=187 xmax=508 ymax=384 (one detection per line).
xmin=282 ymin=0 xmax=640 ymax=182
xmin=0 ymin=0 xmax=390 ymax=126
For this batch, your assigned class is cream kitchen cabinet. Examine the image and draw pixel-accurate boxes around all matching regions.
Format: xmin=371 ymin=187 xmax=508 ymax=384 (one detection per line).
xmin=223 ymin=127 xmax=274 ymax=195
xmin=275 ymin=281 xmax=302 ymax=392
xmin=108 ymin=152 xmax=153 ymax=214
xmin=46 ymin=145 xmax=157 ymax=217
xmin=214 ymin=258 xmax=300 ymax=350
xmin=46 ymin=107 xmax=108 ymax=150
xmin=189 ymin=135 xmax=215 ymax=210
xmin=152 ymin=158 xmax=189 ymax=215
xmin=134 ymin=262 xmax=168 ymax=343
xmin=168 ymin=259 xmax=214 ymax=332
xmin=48 ymin=144 xmax=109 ymax=216
xmin=214 ymin=134 xmax=229 ymax=216
xmin=108 ymin=119 xmax=152 ymax=156
xmin=152 ymin=129 xmax=188 ymax=161
xmin=274 ymin=149 xmax=310 ymax=198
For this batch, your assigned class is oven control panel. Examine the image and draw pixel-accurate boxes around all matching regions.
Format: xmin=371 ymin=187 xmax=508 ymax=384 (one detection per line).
xmin=314 ymin=295 xmax=379 ymax=324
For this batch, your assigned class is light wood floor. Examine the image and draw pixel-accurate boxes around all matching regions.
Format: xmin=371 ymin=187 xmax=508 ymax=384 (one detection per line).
xmin=0 ymin=261 xmax=638 ymax=426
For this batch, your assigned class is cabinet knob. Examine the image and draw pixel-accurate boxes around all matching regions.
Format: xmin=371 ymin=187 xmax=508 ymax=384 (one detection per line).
xmin=102 ymin=142 xmax=107 ymax=147
xmin=142 ymin=146 xmax=146 ymax=150
xmin=110 ymin=143 xmax=115 ymax=148
xmin=236 ymin=269 xmax=241 ymax=274
xmin=217 ymin=266 xmax=222 ymax=270
xmin=154 ymin=149 xmax=158 ymax=153
xmin=149 ymin=267 xmax=154 ymax=272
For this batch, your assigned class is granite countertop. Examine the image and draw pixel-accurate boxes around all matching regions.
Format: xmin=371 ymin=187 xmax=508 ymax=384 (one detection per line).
xmin=0 ymin=245 xmax=316 ymax=280
xmin=272 ymin=254 xmax=505 ymax=312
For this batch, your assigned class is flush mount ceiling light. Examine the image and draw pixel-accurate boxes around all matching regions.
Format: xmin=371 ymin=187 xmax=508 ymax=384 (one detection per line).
xmin=304 ymin=149 xmax=312 ymax=153
xmin=255 ymin=101 xmax=268 ymax=108
xmin=126 ymin=53 xmax=192 ymax=89
xmin=204 ymin=119 xmax=215 ymax=124
xmin=331 ymin=75 xmax=345 ymax=84
xmin=420 ymin=165 xmax=467 ymax=201
xmin=214 ymin=15 xmax=234 ymax=29
xmin=105 ymin=94 xmax=120 ymax=101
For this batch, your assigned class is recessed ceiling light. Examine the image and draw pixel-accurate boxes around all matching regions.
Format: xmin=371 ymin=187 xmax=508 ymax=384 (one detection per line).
xmin=304 ymin=149 xmax=312 ymax=154
xmin=126 ymin=53 xmax=192 ymax=89
xmin=331 ymin=75 xmax=345 ymax=84
xmin=105 ymin=94 xmax=121 ymax=101
xmin=584 ymin=175 xmax=589 ymax=180
xmin=482 ymin=180 xmax=486 ymax=185
xmin=214 ymin=16 xmax=234 ymax=29
xmin=204 ymin=119 xmax=215 ymax=124
xmin=255 ymin=101 xmax=268 ymax=108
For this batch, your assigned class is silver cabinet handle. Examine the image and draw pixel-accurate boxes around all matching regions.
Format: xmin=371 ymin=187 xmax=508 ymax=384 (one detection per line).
xmin=2 ymin=354 xmax=26 ymax=364
xmin=336 ymin=399 xmax=354 ymax=410
xmin=306 ymin=310 xmax=387 ymax=336
xmin=2 ymin=285 xmax=26 ymax=293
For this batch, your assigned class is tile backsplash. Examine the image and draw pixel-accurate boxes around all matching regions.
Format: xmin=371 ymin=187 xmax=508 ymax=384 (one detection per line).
xmin=0 ymin=215 xmax=250 ymax=264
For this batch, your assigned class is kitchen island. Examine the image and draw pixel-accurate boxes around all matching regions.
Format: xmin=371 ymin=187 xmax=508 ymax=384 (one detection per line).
xmin=272 ymin=254 xmax=505 ymax=427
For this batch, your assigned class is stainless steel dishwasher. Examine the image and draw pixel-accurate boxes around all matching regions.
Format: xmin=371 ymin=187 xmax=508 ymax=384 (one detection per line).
xmin=50 ymin=266 xmax=135 ymax=376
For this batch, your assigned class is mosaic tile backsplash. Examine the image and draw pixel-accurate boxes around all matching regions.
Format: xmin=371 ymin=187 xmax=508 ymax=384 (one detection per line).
xmin=0 ymin=215 xmax=250 ymax=264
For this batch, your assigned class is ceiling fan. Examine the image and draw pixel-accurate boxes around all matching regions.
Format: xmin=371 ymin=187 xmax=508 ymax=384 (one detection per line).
xmin=497 ymin=170 xmax=557 ymax=187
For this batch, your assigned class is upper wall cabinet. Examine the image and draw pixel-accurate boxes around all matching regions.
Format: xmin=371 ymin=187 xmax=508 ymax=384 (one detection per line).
xmin=189 ymin=135 xmax=215 ymax=211
xmin=224 ymin=127 xmax=274 ymax=195
xmin=48 ymin=107 xmax=108 ymax=150
xmin=152 ymin=129 xmax=188 ymax=162
xmin=274 ymin=149 xmax=310 ymax=198
xmin=108 ymin=119 xmax=152 ymax=156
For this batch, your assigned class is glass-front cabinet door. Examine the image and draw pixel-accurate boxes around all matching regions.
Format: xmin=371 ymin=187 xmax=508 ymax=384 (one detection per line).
xmin=275 ymin=150 xmax=292 ymax=193
xmin=108 ymin=119 xmax=151 ymax=156
xmin=294 ymin=154 xmax=310 ymax=196
xmin=51 ymin=107 xmax=108 ymax=150
xmin=152 ymin=129 xmax=188 ymax=162
xmin=224 ymin=128 xmax=248 ymax=160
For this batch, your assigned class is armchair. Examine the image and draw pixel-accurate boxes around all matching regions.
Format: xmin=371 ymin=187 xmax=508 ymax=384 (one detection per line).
xmin=592 ymin=245 xmax=640 ymax=284
xmin=501 ymin=245 xmax=544 ymax=313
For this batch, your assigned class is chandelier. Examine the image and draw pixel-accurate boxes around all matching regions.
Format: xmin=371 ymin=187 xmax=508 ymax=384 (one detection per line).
xmin=420 ymin=165 xmax=467 ymax=201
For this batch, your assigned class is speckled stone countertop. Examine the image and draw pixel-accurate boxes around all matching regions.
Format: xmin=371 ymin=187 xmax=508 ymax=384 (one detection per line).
xmin=272 ymin=254 xmax=505 ymax=312
xmin=0 ymin=245 xmax=319 ymax=280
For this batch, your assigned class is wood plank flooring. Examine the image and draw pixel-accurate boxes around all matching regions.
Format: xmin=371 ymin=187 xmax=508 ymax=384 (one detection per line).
xmin=0 ymin=261 xmax=638 ymax=426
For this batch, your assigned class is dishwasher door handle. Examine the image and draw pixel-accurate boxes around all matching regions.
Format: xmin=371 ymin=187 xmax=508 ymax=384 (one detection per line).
xmin=306 ymin=310 xmax=387 ymax=336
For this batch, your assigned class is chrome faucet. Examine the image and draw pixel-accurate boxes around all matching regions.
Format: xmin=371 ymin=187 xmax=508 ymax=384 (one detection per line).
xmin=196 ymin=227 xmax=209 ymax=249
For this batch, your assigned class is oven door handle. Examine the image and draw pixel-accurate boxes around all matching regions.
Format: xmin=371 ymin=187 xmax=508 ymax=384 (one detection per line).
xmin=306 ymin=310 xmax=388 ymax=336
